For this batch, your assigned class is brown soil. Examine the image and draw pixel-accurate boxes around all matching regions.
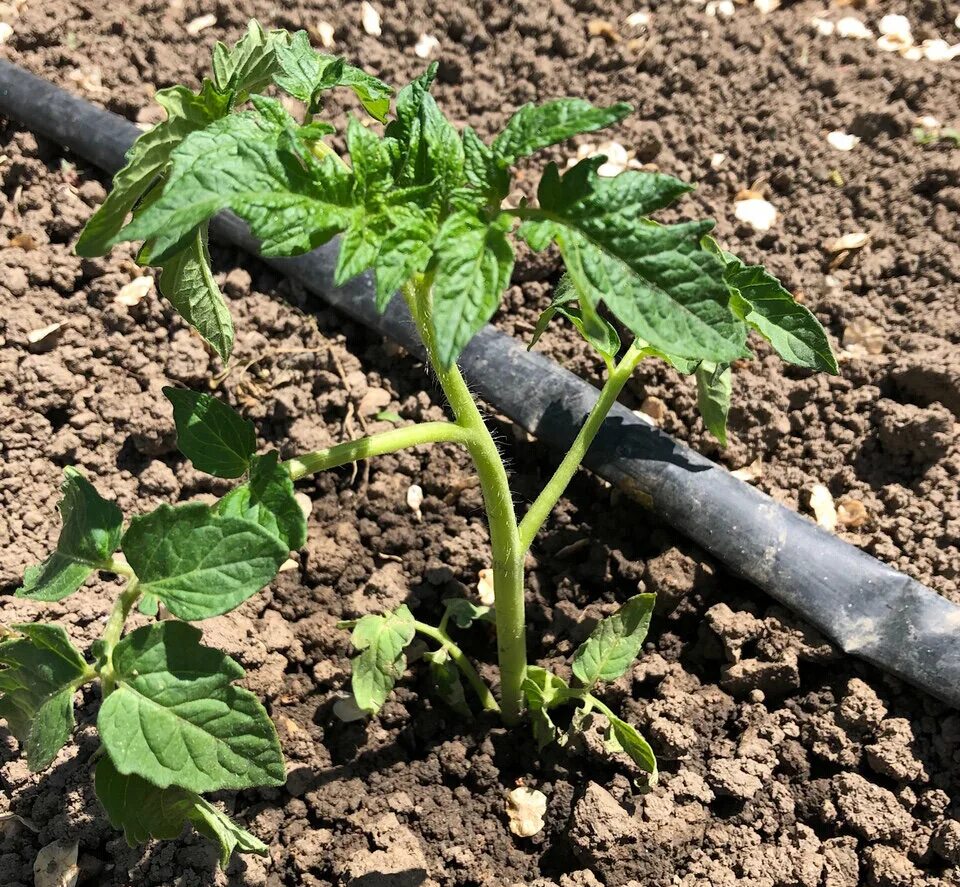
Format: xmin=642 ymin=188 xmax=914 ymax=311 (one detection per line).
xmin=1 ymin=2 xmax=959 ymax=887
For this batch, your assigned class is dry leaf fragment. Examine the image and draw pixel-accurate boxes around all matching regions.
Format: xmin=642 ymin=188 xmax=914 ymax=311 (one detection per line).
xmin=295 ymin=492 xmax=313 ymax=520
xmin=0 ymin=811 xmax=38 ymax=832
xmin=0 ymin=22 xmax=12 ymax=44
xmin=311 ymin=21 xmax=336 ymax=47
xmin=734 ymin=196 xmax=778 ymax=232
xmin=809 ymin=484 xmax=838 ymax=532
xmin=414 ymin=33 xmax=439 ymax=58
xmin=731 ymin=456 xmax=764 ymax=483
xmin=477 ymin=568 xmax=495 ymax=607
xmin=34 ymin=839 xmax=79 ymax=887
xmin=876 ymin=33 xmax=911 ymax=51
xmin=406 ymin=484 xmax=424 ymax=521
xmin=827 ymin=131 xmax=860 ymax=151
xmin=588 ymin=19 xmax=620 ymax=41
xmin=9 ymin=232 xmax=39 ymax=249
xmin=27 ymin=322 xmax=65 ymax=349
xmin=115 ymin=275 xmax=154 ymax=307
xmin=333 ymin=694 xmax=369 ymax=722
xmin=842 ymin=317 xmax=885 ymax=356
xmin=185 ymin=13 xmax=216 ymax=36
xmin=506 ymin=787 xmax=547 ymax=837
xmin=828 ymin=231 xmax=869 ymax=252
xmin=278 ymin=558 xmax=299 ymax=573
xmin=837 ymin=496 xmax=869 ymax=528
xmin=836 ymin=16 xmax=872 ymax=39
xmin=66 ymin=66 xmax=103 ymax=95
xmin=361 ymin=2 xmax=382 ymax=36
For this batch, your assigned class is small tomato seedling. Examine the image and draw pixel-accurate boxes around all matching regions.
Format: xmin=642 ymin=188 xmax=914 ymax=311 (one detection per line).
xmin=3 ymin=20 xmax=838 ymax=862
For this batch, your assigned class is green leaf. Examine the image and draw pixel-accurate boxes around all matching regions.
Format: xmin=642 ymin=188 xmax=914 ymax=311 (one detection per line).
xmin=0 ymin=624 xmax=89 ymax=771
xmin=431 ymin=211 xmax=514 ymax=367
xmin=520 ymin=160 xmax=748 ymax=363
xmin=217 ymin=451 xmax=307 ymax=551
xmin=346 ymin=605 xmax=416 ymax=714
xmin=118 ymin=104 xmax=355 ymax=262
xmin=442 ymin=598 xmax=493 ymax=629
xmin=211 ymin=20 xmax=288 ymax=97
xmin=604 ymin=714 xmax=658 ymax=782
xmin=695 ymin=361 xmax=732 ymax=445
xmin=152 ymin=223 xmax=234 ymax=362
xmin=121 ymin=503 xmax=288 ymax=621
xmin=461 ymin=127 xmax=510 ymax=203
xmin=76 ymin=83 xmax=230 ymax=257
xmin=95 ymin=756 xmax=268 ymax=869
xmin=522 ymin=667 xmax=571 ymax=750
xmin=423 ymin=649 xmax=471 ymax=717
xmin=98 ymin=622 xmax=285 ymax=793
xmin=17 ymin=467 xmax=123 ymax=602
xmin=163 ymin=387 xmax=256 ymax=478
xmin=722 ymin=252 xmax=838 ymax=374
xmin=492 ymin=98 xmax=632 ymax=166
xmin=385 ymin=65 xmax=463 ymax=200
xmin=571 ymin=593 xmax=656 ymax=687
xmin=530 ymin=274 xmax=620 ymax=363
xmin=274 ymin=31 xmax=392 ymax=121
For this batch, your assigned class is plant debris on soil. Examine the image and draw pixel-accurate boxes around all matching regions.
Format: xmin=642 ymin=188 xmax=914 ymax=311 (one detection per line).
xmin=1 ymin=2 xmax=959 ymax=886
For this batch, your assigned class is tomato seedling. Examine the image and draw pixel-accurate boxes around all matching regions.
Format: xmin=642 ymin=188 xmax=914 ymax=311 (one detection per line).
xmin=3 ymin=21 xmax=837 ymax=863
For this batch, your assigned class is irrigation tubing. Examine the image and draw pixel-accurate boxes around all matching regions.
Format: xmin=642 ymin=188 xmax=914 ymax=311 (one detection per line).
xmin=2 ymin=58 xmax=958 ymax=708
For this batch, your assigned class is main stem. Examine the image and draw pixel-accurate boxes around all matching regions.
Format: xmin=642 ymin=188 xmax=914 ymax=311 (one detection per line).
xmin=99 ymin=580 xmax=141 ymax=696
xmin=404 ymin=279 xmax=527 ymax=725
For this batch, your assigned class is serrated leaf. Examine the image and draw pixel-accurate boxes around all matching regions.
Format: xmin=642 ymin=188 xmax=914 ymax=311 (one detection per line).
xmin=461 ymin=127 xmax=509 ymax=202
xmin=571 ymin=593 xmax=655 ymax=687
xmin=76 ymin=83 xmax=230 ymax=257
xmin=723 ymin=254 xmax=838 ymax=374
xmin=17 ymin=467 xmax=123 ymax=602
xmin=152 ymin=223 xmax=234 ymax=362
xmin=522 ymin=666 xmax=571 ymax=750
xmin=163 ymin=387 xmax=256 ymax=478
xmin=118 ymin=104 xmax=355 ymax=262
xmin=211 ymin=20 xmax=288 ymax=97
xmin=530 ymin=274 xmax=620 ymax=363
xmin=217 ymin=451 xmax=306 ymax=550
xmin=442 ymin=598 xmax=493 ymax=629
xmin=98 ymin=622 xmax=284 ymax=793
xmin=492 ymin=98 xmax=632 ymax=166
xmin=604 ymin=714 xmax=658 ymax=782
xmin=372 ymin=210 xmax=435 ymax=309
xmin=431 ymin=211 xmax=514 ymax=368
xmin=695 ymin=361 xmax=732 ymax=445
xmin=121 ymin=503 xmax=288 ymax=621
xmin=0 ymin=624 xmax=89 ymax=772
xmin=95 ymin=756 xmax=268 ymax=869
xmin=348 ymin=605 xmax=416 ymax=714
xmin=520 ymin=160 xmax=747 ymax=364
xmin=423 ymin=648 xmax=471 ymax=717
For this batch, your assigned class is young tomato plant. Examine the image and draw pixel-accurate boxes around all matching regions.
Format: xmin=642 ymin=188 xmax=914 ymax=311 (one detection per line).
xmin=3 ymin=21 xmax=838 ymax=861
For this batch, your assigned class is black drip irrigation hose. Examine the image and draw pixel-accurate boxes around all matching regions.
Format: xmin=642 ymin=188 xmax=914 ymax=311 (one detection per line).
xmin=2 ymin=58 xmax=958 ymax=708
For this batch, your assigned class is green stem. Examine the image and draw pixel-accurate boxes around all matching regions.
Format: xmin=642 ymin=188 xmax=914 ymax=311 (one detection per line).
xmin=518 ymin=341 xmax=646 ymax=552
xmin=99 ymin=580 xmax=141 ymax=696
xmin=285 ymin=422 xmax=470 ymax=481
xmin=414 ymin=621 xmax=500 ymax=714
xmin=404 ymin=279 xmax=527 ymax=725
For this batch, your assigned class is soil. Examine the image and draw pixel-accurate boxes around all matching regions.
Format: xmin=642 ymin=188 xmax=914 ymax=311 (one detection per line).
xmin=1 ymin=2 xmax=959 ymax=886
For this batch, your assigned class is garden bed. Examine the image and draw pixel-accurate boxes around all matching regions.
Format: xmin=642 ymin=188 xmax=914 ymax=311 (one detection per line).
xmin=1 ymin=2 xmax=959 ymax=886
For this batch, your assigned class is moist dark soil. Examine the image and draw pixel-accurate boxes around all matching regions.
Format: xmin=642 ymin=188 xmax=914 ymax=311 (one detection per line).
xmin=1 ymin=2 xmax=959 ymax=886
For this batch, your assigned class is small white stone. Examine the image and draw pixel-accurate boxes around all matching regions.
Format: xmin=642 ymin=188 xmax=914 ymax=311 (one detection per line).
xmin=706 ymin=1 xmax=735 ymax=18
xmin=414 ymin=33 xmax=440 ymax=58
xmin=734 ymin=197 xmax=777 ymax=232
xmin=625 ymin=10 xmax=652 ymax=27
xmin=361 ymin=1 xmax=382 ymax=36
xmin=477 ymin=568 xmax=495 ymax=607
xmin=314 ymin=21 xmax=336 ymax=47
xmin=836 ymin=17 xmax=872 ymax=39
xmin=185 ymin=13 xmax=217 ymax=36
xmin=922 ymin=38 xmax=960 ymax=61
xmin=878 ymin=14 xmax=912 ymax=39
xmin=901 ymin=45 xmax=925 ymax=60
xmin=917 ymin=114 xmax=942 ymax=130
xmin=754 ymin=0 xmax=780 ymax=15
xmin=710 ymin=152 xmax=727 ymax=169
xmin=810 ymin=16 xmax=835 ymax=36
xmin=809 ymin=484 xmax=838 ymax=532
xmin=115 ymin=275 xmax=154 ymax=307
xmin=877 ymin=33 xmax=913 ymax=52
xmin=827 ymin=131 xmax=860 ymax=151
xmin=828 ymin=231 xmax=870 ymax=252
xmin=406 ymin=484 xmax=424 ymax=521
xmin=0 ymin=22 xmax=13 ymax=44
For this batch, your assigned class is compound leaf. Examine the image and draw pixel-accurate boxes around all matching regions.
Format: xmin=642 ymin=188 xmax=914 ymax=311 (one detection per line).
xmin=163 ymin=387 xmax=256 ymax=479
xmin=211 ymin=20 xmax=288 ymax=97
xmin=17 ymin=467 xmax=123 ymax=602
xmin=431 ymin=211 xmax=514 ymax=367
xmin=723 ymin=253 xmax=838 ymax=374
xmin=695 ymin=361 xmax=732 ymax=445
xmin=493 ymin=98 xmax=631 ymax=166
xmin=0 ymin=624 xmax=89 ymax=771
xmin=423 ymin=648 xmax=471 ymax=717
xmin=344 ymin=605 xmax=416 ymax=714
xmin=95 ymin=756 xmax=268 ymax=869
xmin=121 ymin=503 xmax=288 ymax=621
xmin=217 ymin=451 xmax=306 ymax=551
xmin=520 ymin=160 xmax=747 ymax=364
xmin=98 ymin=621 xmax=285 ymax=793
xmin=522 ymin=666 xmax=571 ymax=750
xmin=530 ymin=274 xmax=620 ymax=363
xmin=572 ymin=593 xmax=655 ymax=687
xmin=604 ymin=714 xmax=658 ymax=783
